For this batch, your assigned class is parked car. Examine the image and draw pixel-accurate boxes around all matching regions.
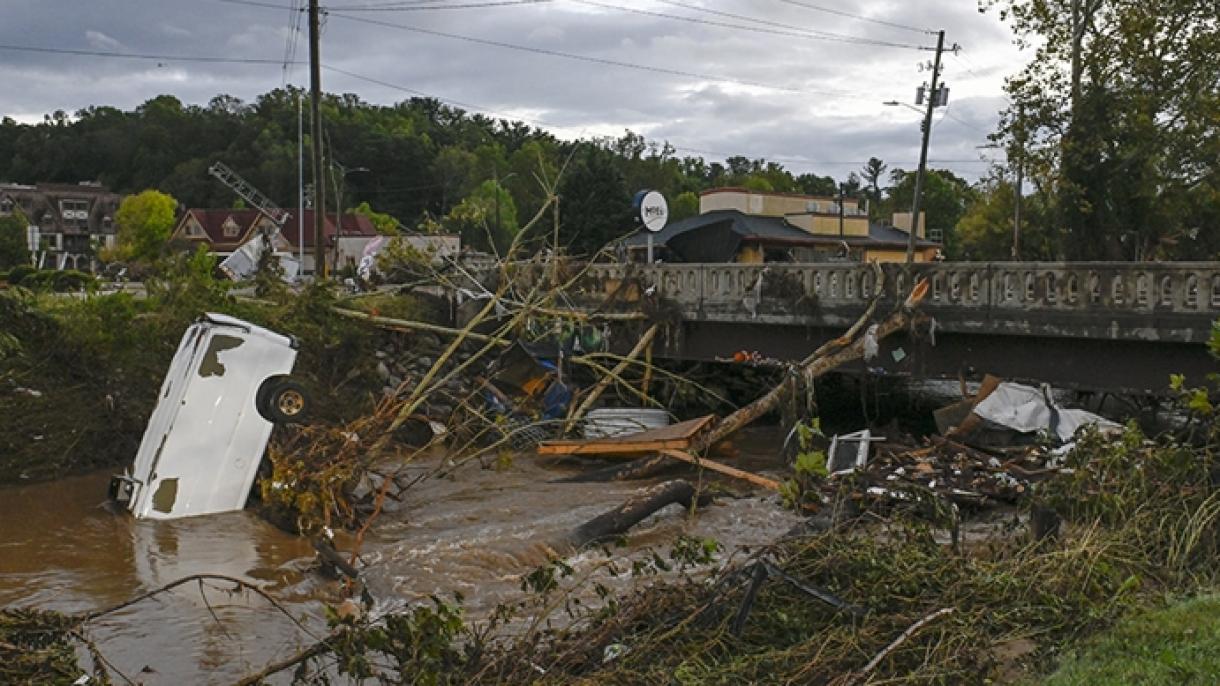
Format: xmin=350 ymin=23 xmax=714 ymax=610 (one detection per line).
xmin=108 ymin=313 xmax=308 ymax=520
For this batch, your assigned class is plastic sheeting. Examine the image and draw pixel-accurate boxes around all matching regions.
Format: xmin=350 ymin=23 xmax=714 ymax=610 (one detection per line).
xmin=972 ymin=382 xmax=1121 ymax=443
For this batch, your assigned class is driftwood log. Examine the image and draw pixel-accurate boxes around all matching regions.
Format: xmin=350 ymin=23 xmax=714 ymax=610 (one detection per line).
xmin=565 ymin=479 xmax=711 ymax=548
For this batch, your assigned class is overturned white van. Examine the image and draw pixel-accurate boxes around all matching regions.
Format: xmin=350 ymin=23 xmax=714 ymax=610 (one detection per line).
xmin=109 ymin=313 xmax=308 ymax=520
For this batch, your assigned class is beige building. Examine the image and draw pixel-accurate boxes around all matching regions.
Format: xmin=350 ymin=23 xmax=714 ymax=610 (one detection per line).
xmin=697 ymin=188 xmax=940 ymax=263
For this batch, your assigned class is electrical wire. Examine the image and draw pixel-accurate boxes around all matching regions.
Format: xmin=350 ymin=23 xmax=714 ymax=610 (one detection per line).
xmin=281 ymin=0 xmax=305 ymax=84
xmin=648 ymin=0 xmax=928 ymax=49
xmin=0 ymin=42 xmax=288 ymax=65
xmin=768 ymin=0 xmax=932 ymax=35
xmin=572 ymin=0 xmax=927 ymax=51
xmin=332 ymin=0 xmax=551 ymax=9
xmin=329 ymin=12 xmax=854 ymax=95
xmin=323 ymin=64 xmax=995 ymax=171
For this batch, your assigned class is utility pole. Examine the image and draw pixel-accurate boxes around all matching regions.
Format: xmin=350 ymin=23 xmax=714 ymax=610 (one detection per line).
xmin=907 ymin=29 xmax=946 ymax=266
xmin=297 ymin=90 xmax=304 ymax=277
xmin=308 ymin=0 xmax=326 ymax=278
xmin=1012 ymin=104 xmax=1024 ymax=261
xmin=837 ymin=182 xmax=845 ymax=238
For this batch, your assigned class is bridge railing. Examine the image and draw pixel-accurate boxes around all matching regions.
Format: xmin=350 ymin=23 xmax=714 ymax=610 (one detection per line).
xmin=570 ymin=261 xmax=1220 ymax=321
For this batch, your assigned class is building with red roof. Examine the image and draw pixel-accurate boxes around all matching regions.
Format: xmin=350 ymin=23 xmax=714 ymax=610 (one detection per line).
xmin=171 ymin=208 xmax=379 ymax=274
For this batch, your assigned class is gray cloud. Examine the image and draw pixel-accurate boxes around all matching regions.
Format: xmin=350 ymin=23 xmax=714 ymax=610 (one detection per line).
xmin=0 ymin=0 xmax=1028 ymax=180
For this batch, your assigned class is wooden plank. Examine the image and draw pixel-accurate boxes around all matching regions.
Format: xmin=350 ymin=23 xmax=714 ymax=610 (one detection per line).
xmin=538 ymin=438 xmax=693 ymax=456
xmin=537 ymin=415 xmax=715 ymax=456
xmin=660 ymin=449 xmax=783 ymax=492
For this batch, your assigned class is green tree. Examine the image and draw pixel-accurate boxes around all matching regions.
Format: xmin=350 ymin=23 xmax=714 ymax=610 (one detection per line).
xmin=114 ymin=190 xmax=178 ymax=263
xmin=351 ymin=201 xmax=400 ymax=235
xmin=670 ymin=191 xmax=699 ymax=222
xmin=985 ymin=0 xmax=1220 ymax=260
xmin=955 ymin=170 xmax=1056 ymax=260
xmin=0 ymin=211 xmax=29 ymax=269
xmin=884 ymin=169 xmax=977 ymax=257
xmin=860 ymin=157 xmax=887 ymax=213
xmin=445 ymin=180 xmax=518 ymax=253
xmin=557 ymin=146 xmax=632 ymax=255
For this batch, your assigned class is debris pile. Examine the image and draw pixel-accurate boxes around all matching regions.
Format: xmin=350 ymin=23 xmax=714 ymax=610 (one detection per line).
xmin=827 ymin=374 xmax=1126 ymax=514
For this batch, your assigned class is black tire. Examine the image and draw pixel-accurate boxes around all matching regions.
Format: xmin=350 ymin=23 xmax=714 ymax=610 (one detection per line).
xmin=256 ymin=377 xmax=310 ymax=424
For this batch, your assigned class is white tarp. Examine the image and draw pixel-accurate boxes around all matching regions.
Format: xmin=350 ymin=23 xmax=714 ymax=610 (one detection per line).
xmin=972 ymin=382 xmax=1121 ymax=443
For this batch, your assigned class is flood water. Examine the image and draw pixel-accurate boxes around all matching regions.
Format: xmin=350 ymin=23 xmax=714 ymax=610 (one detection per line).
xmin=0 ymin=427 xmax=800 ymax=684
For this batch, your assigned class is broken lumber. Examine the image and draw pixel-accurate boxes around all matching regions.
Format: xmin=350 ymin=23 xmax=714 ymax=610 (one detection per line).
xmin=661 ymin=449 xmax=783 ymax=492
xmin=538 ymin=415 xmax=714 ymax=456
xmin=565 ymin=323 xmax=660 ymax=431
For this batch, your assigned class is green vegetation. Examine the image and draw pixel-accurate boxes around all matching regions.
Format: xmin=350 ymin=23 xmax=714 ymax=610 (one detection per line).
xmin=0 ymin=211 xmax=29 ymax=269
xmin=1042 ymin=595 xmax=1220 ymax=685
xmin=983 ymin=0 xmax=1220 ymax=260
xmin=112 ymin=189 xmax=178 ymax=263
xmin=0 ymin=259 xmax=401 ymax=484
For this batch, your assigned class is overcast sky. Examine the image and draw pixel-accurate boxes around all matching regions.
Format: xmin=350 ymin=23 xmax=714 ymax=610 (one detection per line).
xmin=0 ymin=0 xmax=1026 ymax=181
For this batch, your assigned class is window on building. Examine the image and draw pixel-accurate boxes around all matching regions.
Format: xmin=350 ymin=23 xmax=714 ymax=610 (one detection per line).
xmin=0 ymin=197 xmax=13 ymax=214
xmin=222 ymin=216 xmax=241 ymax=238
xmin=60 ymin=199 xmax=90 ymax=226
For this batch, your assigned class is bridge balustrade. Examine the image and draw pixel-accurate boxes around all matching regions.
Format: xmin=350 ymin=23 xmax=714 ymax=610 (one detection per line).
xmin=557 ymin=261 xmax=1217 ymax=343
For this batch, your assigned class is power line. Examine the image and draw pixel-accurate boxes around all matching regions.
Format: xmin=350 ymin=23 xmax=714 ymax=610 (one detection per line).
xmin=572 ymin=0 xmax=926 ymax=51
xmin=768 ymin=0 xmax=932 ymax=35
xmin=323 ymin=64 xmax=995 ymax=173
xmin=0 ymin=42 xmax=288 ymax=65
xmin=213 ymin=0 xmax=297 ymax=9
xmin=330 ymin=12 xmax=853 ymax=95
xmin=281 ymin=0 xmax=305 ymax=84
xmin=649 ymin=0 xmax=928 ymax=49
xmin=333 ymin=0 xmax=551 ymax=9
xmin=0 ymin=41 xmax=996 ymax=175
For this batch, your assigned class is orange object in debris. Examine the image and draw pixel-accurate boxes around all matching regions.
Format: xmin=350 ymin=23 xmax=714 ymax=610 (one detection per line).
xmin=733 ymin=351 xmax=748 ymax=363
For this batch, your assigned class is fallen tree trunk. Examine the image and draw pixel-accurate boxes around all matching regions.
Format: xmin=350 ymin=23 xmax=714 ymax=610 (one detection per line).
xmin=693 ymin=281 xmax=925 ymax=454
xmin=566 ymin=479 xmax=711 ymax=548
xmin=332 ymin=307 xmax=511 ymax=347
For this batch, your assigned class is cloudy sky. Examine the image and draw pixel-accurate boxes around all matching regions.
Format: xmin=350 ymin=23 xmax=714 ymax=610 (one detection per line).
xmin=0 ymin=0 xmax=1026 ymax=180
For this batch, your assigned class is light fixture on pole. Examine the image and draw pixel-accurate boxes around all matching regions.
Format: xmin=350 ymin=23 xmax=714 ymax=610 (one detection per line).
xmin=885 ymin=29 xmax=952 ymax=266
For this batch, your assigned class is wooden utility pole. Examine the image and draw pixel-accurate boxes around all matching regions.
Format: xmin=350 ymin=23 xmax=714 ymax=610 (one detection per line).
xmin=308 ymin=0 xmax=326 ymax=278
xmin=907 ymin=29 xmax=945 ymax=265
xmin=837 ymin=182 xmax=845 ymax=238
xmin=1012 ymin=104 xmax=1024 ymax=261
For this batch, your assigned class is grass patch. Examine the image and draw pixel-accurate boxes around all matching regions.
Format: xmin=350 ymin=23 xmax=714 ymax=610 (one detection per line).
xmin=1043 ymin=594 xmax=1220 ymax=685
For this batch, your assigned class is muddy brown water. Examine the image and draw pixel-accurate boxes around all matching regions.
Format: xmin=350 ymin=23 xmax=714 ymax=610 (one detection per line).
xmin=0 ymin=427 xmax=800 ymax=684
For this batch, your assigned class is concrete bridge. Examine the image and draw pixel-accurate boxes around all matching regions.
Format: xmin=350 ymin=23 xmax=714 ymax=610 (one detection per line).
xmin=558 ymin=262 xmax=1220 ymax=394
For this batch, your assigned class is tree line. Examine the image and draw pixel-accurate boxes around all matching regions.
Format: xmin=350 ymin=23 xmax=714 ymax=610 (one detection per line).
xmin=4 ymin=0 xmax=1218 ymax=268
xmin=0 ymin=89 xmax=985 ymax=259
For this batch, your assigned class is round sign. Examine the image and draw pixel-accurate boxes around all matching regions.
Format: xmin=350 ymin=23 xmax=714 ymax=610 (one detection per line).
xmin=633 ymin=189 xmax=669 ymax=233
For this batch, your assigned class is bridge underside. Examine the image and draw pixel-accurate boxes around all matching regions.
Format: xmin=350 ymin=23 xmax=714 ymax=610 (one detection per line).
xmin=640 ymin=320 xmax=1213 ymax=395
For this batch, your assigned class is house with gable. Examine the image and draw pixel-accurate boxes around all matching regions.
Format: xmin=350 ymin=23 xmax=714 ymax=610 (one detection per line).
xmin=172 ymin=208 xmax=380 ymax=275
xmin=0 ymin=181 xmax=122 ymax=271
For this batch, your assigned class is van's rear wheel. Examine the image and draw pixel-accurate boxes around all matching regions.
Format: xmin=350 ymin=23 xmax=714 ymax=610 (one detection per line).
xmin=257 ymin=377 xmax=310 ymax=424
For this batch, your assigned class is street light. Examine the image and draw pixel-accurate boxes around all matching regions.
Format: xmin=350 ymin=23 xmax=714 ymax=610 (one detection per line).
xmin=883 ymin=100 xmax=923 ymax=115
xmin=883 ymin=98 xmax=934 ymax=264
xmin=885 ymin=30 xmax=946 ymax=266
xmin=331 ymin=162 xmax=369 ymax=272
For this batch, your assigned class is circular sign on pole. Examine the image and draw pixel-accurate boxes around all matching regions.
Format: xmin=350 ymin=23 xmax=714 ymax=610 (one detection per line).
xmin=633 ymin=189 xmax=669 ymax=233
